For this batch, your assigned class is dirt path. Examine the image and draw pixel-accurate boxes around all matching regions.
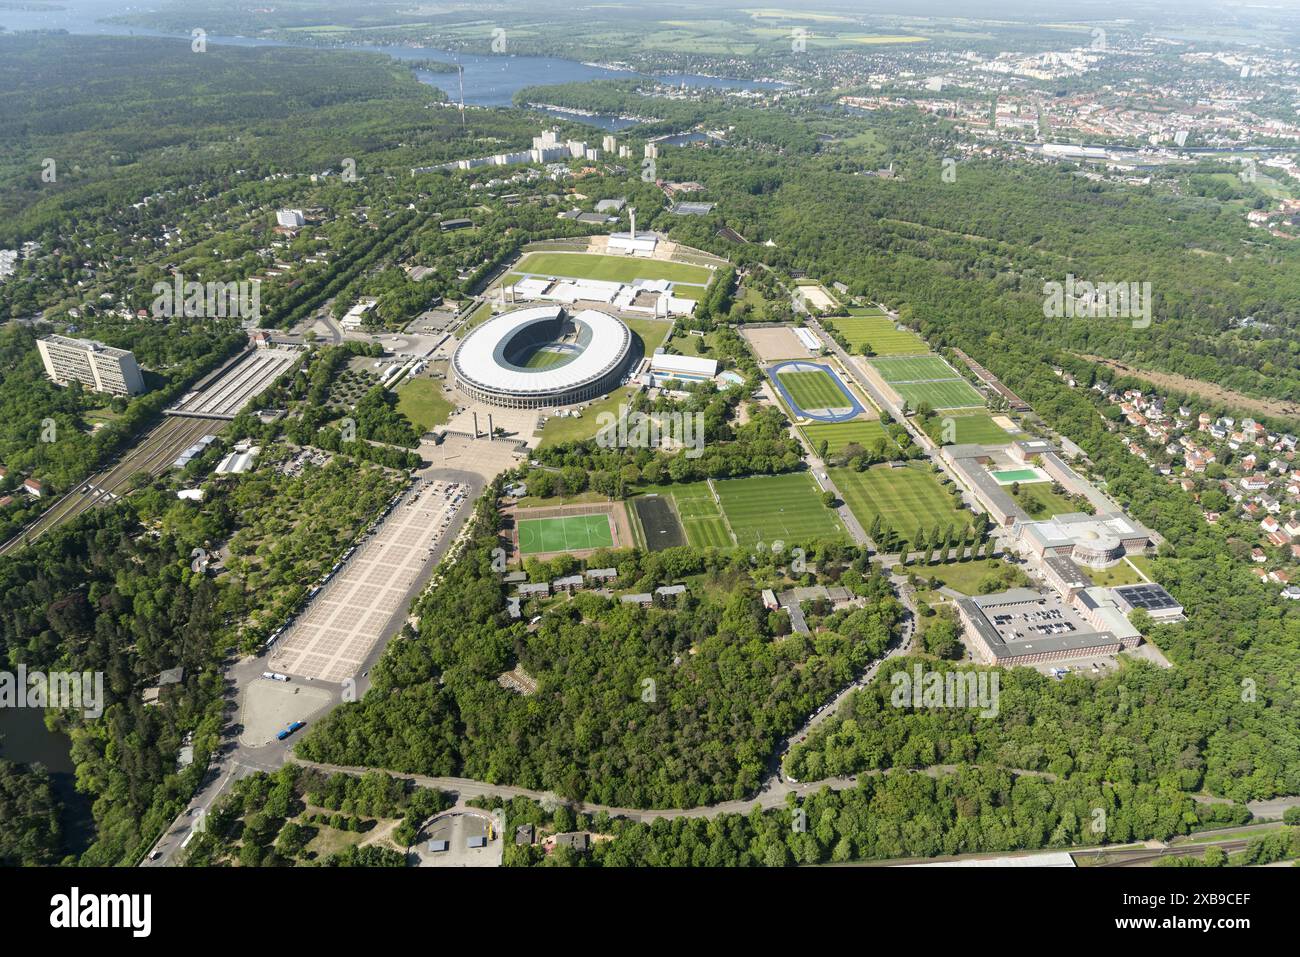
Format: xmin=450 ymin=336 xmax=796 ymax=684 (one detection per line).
xmin=1078 ymin=354 xmax=1300 ymax=422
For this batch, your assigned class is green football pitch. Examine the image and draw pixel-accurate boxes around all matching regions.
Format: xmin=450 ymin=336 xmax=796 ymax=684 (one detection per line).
xmin=517 ymin=514 xmax=614 ymax=555
xmin=777 ymin=369 xmax=853 ymax=411
xmin=830 ymin=315 xmax=927 ymax=356
xmin=830 ymin=463 xmax=973 ymax=548
xmin=714 ymin=473 xmax=846 ymax=546
xmin=867 ymin=355 xmax=984 ymax=409
xmin=512 ymin=251 xmax=713 ymax=286
xmin=924 ymin=412 xmax=1015 ymax=446
xmin=867 ymin=354 xmax=964 ymax=383
xmin=803 ymin=419 xmax=889 ymax=454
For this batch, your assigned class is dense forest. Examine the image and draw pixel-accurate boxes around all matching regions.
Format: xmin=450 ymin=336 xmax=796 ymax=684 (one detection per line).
xmin=297 ymin=491 xmax=901 ymax=808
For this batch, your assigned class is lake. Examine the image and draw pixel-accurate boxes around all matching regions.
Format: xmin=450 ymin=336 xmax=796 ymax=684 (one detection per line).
xmin=0 ymin=0 xmax=786 ymax=111
xmin=0 ymin=704 xmax=94 ymax=857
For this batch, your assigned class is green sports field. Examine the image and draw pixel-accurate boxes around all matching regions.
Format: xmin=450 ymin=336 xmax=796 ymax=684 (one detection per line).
xmin=520 ymin=346 xmax=576 ymax=370
xmin=512 ymin=251 xmax=713 ymax=287
xmin=894 ymin=379 xmax=984 ymax=410
xmin=831 ymin=315 xmax=927 ymax=356
xmin=777 ymin=369 xmax=853 ymax=411
xmin=714 ymin=473 xmax=846 ymax=546
xmin=867 ymin=354 xmax=964 ymax=383
xmin=830 ymin=463 xmax=972 ymax=548
xmin=517 ymin=513 xmax=614 ymax=555
xmin=803 ymin=419 xmax=889 ymax=455
xmin=635 ymin=482 xmax=733 ymax=548
xmin=867 ymin=355 xmax=984 ymax=409
xmin=923 ymin=412 xmax=1015 ymax=445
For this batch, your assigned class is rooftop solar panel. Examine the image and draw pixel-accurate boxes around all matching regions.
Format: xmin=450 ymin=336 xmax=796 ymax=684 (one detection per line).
xmin=1113 ymin=583 xmax=1180 ymax=610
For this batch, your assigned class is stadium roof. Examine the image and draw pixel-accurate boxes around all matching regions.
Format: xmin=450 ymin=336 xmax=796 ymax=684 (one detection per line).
xmin=453 ymin=305 xmax=631 ymax=396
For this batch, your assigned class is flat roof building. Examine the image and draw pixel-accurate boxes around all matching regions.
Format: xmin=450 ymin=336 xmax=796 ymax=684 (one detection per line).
xmin=1110 ymin=582 xmax=1184 ymax=622
xmin=1017 ymin=512 xmax=1151 ymax=569
xmin=37 ymin=334 xmax=145 ymax=396
xmin=956 ymin=588 xmax=1128 ymax=666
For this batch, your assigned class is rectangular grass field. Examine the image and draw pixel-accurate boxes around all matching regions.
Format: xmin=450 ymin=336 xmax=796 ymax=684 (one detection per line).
xmin=867 ymin=354 xmax=966 ymax=383
xmin=715 ymin=473 xmax=846 ymax=546
xmin=924 ymin=412 xmax=1015 ymax=446
xmin=517 ymin=513 xmax=614 ymax=555
xmin=867 ymin=355 xmax=984 ymax=409
xmin=830 ymin=463 xmax=972 ymax=548
xmin=776 ymin=369 xmax=852 ymax=411
xmin=831 ymin=315 xmax=927 ymax=356
xmin=513 ymin=251 xmax=712 ymax=286
xmin=635 ymin=482 xmax=733 ymax=549
xmin=803 ymin=419 xmax=889 ymax=455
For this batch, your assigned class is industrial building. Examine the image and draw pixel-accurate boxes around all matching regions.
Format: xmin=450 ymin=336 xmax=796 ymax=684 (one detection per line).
xmin=37 ymin=334 xmax=145 ymax=396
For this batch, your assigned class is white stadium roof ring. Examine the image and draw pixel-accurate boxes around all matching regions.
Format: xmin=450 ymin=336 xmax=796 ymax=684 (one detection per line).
xmin=452 ymin=305 xmax=636 ymax=408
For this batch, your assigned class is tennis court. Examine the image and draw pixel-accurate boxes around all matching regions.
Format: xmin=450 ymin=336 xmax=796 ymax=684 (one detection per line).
xmin=517 ymin=513 xmax=614 ymax=555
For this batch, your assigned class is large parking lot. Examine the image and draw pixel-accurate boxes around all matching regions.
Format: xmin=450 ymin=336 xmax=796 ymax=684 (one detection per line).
xmin=268 ymin=479 xmax=468 ymax=683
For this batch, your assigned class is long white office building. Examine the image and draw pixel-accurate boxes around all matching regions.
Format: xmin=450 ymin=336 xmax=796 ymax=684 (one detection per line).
xmin=37 ymin=334 xmax=145 ymax=396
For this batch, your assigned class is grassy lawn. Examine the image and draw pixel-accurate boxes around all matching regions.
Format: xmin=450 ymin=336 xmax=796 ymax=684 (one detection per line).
xmin=777 ymin=369 xmax=852 ymax=410
xmin=715 ymin=472 xmax=846 ymax=546
xmin=909 ymin=559 xmax=1031 ymax=596
xmin=923 ymin=412 xmax=1017 ymax=446
xmin=830 ymin=315 xmax=928 ymax=356
xmin=514 ymin=490 xmax=612 ymax=509
xmin=635 ymin=481 xmax=733 ymax=548
xmin=1085 ymin=561 xmax=1147 ymax=587
xmin=802 ymin=418 xmax=889 ymax=455
xmin=1010 ymin=481 xmax=1079 ymax=520
xmin=623 ymin=316 xmax=674 ymax=354
xmin=831 ymin=462 xmax=972 ymax=547
xmin=538 ymin=387 xmax=636 ymax=447
xmin=462 ymin=300 xmax=494 ymax=332
xmin=394 ymin=378 xmax=454 ymax=432
xmin=514 ymin=251 xmax=713 ymax=286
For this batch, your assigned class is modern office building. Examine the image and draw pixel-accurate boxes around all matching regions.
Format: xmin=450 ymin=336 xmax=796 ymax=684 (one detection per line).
xmin=37 ymin=334 xmax=145 ymax=396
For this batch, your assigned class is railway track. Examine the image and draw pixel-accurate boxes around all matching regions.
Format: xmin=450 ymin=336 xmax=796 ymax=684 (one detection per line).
xmin=0 ymin=415 xmax=225 ymax=556
xmin=1078 ymin=838 xmax=1254 ymax=867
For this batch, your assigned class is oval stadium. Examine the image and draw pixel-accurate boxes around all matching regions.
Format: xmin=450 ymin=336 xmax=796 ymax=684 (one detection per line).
xmin=451 ymin=305 xmax=637 ymax=409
